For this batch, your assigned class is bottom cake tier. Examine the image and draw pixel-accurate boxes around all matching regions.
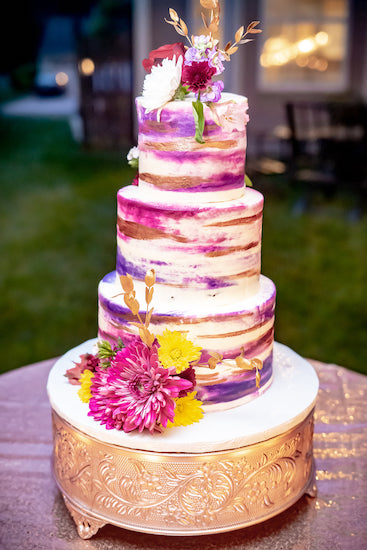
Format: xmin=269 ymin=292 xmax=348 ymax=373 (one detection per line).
xmin=47 ymin=340 xmax=319 ymax=538
xmin=98 ymin=272 xmax=276 ymax=410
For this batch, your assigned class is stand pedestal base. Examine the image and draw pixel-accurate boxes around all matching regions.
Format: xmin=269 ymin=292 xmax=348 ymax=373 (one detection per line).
xmin=51 ymin=409 xmax=316 ymax=538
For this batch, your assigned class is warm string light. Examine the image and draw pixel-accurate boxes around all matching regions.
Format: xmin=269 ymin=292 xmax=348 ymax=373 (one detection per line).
xmin=79 ymin=58 xmax=95 ymax=76
xmin=260 ymin=31 xmax=329 ymax=71
xmin=55 ymin=72 xmax=69 ymax=86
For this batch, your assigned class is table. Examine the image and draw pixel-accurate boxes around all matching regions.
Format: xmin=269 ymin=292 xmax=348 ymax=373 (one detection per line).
xmin=1 ymin=355 xmax=366 ymax=550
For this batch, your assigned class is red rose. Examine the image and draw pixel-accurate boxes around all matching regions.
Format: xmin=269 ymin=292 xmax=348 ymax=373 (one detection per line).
xmin=181 ymin=60 xmax=216 ymax=93
xmin=142 ymin=42 xmax=186 ymax=73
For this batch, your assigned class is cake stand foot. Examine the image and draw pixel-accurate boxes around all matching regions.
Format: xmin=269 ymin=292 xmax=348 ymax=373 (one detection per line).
xmin=304 ymin=460 xmax=317 ymax=498
xmin=63 ymin=495 xmax=106 ymax=539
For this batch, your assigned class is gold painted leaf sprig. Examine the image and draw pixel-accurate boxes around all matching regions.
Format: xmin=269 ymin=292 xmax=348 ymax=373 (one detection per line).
xmin=119 ymin=270 xmax=156 ymax=348
xmin=220 ymin=21 xmax=262 ymax=61
xmin=235 ymin=351 xmax=263 ymax=389
xmin=205 ymin=348 xmax=263 ymax=389
xmin=165 ymin=1 xmax=261 ymax=59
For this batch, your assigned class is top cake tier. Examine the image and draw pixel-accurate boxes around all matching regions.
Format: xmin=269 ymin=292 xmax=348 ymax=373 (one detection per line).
xmin=137 ymin=92 xmax=249 ymax=204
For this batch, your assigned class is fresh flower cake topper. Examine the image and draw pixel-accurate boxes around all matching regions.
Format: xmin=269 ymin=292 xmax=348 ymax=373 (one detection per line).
xmin=66 ymin=269 xmax=263 ymax=435
xmin=140 ymin=0 xmax=261 ymax=142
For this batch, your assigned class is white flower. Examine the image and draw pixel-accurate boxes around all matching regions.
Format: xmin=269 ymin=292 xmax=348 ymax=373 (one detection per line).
xmin=127 ymin=146 xmax=139 ymax=162
xmin=141 ymin=56 xmax=183 ymax=116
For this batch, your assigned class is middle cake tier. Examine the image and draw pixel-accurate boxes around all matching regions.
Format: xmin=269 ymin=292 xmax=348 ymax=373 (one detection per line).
xmin=115 ymin=184 xmax=264 ymax=309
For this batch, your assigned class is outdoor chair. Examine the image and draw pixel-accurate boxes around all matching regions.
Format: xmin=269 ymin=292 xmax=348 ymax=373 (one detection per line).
xmin=285 ymin=100 xmax=367 ymax=217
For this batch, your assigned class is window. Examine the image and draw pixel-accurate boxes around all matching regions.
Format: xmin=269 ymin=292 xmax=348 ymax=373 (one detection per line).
xmin=258 ymin=0 xmax=350 ymax=92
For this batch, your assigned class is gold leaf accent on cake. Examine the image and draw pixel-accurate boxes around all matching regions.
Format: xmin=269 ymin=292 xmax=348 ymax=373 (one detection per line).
xmin=204 ymin=242 xmax=259 ymax=257
xmin=256 ymin=370 xmax=261 ymax=389
xmin=168 ymin=7 xmax=179 ymax=22
xmin=145 ymin=307 xmax=154 ymax=328
xmin=226 ymin=268 xmax=261 ymax=281
xmin=119 ymin=274 xmax=134 ymax=293
xmin=207 ymin=351 xmax=223 ymax=370
xmin=235 ymin=355 xmax=253 ymax=370
xmin=218 ymin=20 xmax=261 ymax=61
xmin=124 ymin=292 xmax=140 ymax=315
xmin=234 ymin=349 xmax=263 ymax=388
xmin=139 ymin=326 xmax=155 ymax=347
xmin=117 ymin=217 xmax=189 ymax=243
xmin=141 ymin=172 xmax=239 ymax=190
xmin=145 ymin=269 xmax=156 ymax=288
xmin=200 ymin=0 xmax=219 ymax=9
xmin=141 ymin=139 xmax=238 ymax=151
xmin=235 ymin=26 xmax=244 ymax=44
xmin=251 ymin=358 xmax=264 ymax=371
xmin=145 ymin=286 xmax=154 ymax=305
xmin=205 ymin=212 xmax=262 ymax=227
xmin=118 ymin=269 xmax=157 ymax=347
xmin=165 ymin=9 xmax=192 ymax=44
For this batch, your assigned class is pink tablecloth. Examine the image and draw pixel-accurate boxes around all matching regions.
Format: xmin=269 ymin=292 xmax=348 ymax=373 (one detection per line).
xmin=0 ymin=356 xmax=366 ymax=550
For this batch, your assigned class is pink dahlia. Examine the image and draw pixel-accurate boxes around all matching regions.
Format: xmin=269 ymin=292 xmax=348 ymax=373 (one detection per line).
xmin=181 ymin=60 xmax=216 ymax=93
xmin=88 ymin=341 xmax=193 ymax=433
xmin=88 ymin=366 xmax=126 ymax=430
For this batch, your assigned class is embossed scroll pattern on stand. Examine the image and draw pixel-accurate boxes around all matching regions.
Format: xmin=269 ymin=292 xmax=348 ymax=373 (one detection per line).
xmin=51 ymin=410 xmax=316 ymax=538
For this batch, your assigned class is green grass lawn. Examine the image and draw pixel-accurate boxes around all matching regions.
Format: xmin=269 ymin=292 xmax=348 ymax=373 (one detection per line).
xmin=0 ymin=116 xmax=366 ymax=375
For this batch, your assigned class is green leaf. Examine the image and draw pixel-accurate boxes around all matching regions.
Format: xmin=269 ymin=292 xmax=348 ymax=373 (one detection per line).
xmin=128 ymin=158 xmax=139 ymax=169
xmin=192 ymin=98 xmax=205 ymax=144
xmin=173 ymin=84 xmax=189 ymax=100
xmin=97 ymin=338 xmax=125 ymax=367
xmin=97 ymin=339 xmax=113 ymax=359
xmin=116 ymin=337 xmax=125 ymax=350
xmin=245 ymin=174 xmax=253 ymax=187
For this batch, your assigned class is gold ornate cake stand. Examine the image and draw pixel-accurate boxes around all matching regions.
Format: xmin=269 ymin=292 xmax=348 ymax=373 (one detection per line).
xmin=48 ymin=340 xmax=318 ymax=538
xmin=51 ymin=408 xmax=316 ymax=539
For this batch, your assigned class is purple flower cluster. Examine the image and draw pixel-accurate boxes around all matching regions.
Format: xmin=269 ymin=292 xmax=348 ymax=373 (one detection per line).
xmin=183 ymin=35 xmax=225 ymax=102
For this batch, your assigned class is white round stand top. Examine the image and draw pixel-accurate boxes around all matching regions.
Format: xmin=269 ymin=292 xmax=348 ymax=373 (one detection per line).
xmin=47 ymin=340 xmax=319 ymax=453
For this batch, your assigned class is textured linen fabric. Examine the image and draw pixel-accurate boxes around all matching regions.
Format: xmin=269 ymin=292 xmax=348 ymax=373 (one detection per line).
xmin=0 ymin=357 xmax=366 ymax=549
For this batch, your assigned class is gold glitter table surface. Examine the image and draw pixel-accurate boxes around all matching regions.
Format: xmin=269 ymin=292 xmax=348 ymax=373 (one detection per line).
xmin=0 ymin=357 xmax=366 ymax=550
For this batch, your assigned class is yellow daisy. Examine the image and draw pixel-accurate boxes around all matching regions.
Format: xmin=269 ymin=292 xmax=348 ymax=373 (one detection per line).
xmin=157 ymin=329 xmax=202 ymax=372
xmin=167 ymin=392 xmax=204 ymax=428
xmin=77 ymin=370 xmax=94 ymax=403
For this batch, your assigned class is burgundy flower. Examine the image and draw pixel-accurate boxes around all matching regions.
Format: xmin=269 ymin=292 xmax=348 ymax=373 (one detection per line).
xmin=142 ymin=42 xmax=186 ymax=73
xmin=65 ymin=353 xmax=99 ymax=385
xmin=181 ymin=60 xmax=216 ymax=93
xmin=177 ymin=366 xmax=197 ymax=397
